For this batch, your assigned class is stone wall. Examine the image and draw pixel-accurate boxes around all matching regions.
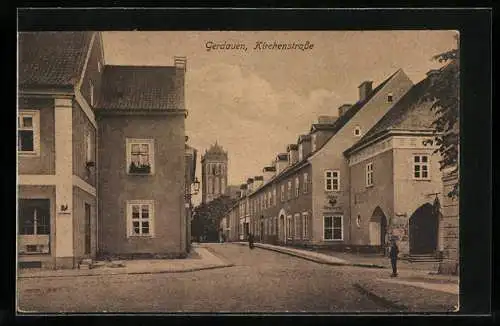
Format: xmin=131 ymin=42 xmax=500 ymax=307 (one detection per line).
xmin=438 ymin=170 xmax=459 ymax=275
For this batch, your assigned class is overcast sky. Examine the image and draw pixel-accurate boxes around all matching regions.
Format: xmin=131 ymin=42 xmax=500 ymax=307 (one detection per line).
xmin=102 ymin=30 xmax=457 ymax=205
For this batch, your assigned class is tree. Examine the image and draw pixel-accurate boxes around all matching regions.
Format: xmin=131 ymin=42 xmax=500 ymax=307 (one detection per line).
xmin=422 ymin=34 xmax=460 ymax=198
xmin=191 ymin=195 xmax=237 ymax=242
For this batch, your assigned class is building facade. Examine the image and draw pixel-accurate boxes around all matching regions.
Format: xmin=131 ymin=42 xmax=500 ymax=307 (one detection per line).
xmin=201 ymin=142 xmax=228 ymax=204
xmin=18 ymin=32 xmax=191 ymax=269
xmin=225 ymin=69 xmax=449 ymax=258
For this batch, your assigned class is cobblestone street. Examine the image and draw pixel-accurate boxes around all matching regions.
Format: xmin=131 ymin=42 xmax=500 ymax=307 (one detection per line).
xmin=17 ymin=244 xmax=458 ymax=313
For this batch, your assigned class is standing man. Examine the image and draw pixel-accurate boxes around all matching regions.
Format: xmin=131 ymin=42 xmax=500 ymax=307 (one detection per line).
xmin=389 ymin=239 xmax=399 ymax=277
xmin=248 ymin=233 xmax=255 ymax=249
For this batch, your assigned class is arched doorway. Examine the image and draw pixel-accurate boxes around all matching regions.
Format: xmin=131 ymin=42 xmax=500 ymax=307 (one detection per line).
xmin=369 ymin=206 xmax=387 ymax=247
xmin=409 ymin=203 xmax=439 ymax=255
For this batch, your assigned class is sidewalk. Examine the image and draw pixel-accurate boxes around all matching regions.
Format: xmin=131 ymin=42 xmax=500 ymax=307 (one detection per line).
xmin=233 ymin=242 xmax=459 ymax=285
xmin=18 ymin=245 xmax=233 ymax=279
xmin=354 ymin=279 xmax=459 ymax=312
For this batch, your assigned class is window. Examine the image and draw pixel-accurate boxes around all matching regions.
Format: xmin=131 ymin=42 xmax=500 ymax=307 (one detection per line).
xmin=214 ymin=178 xmax=220 ymax=194
xmin=295 ymin=177 xmax=300 ymax=197
xmin=286 ymin=215 xmax=292 ymax=239
xmin=413 ymin=155 xmax=430 ymax=179
xmin=287 ymin=180 xmax=292 ymax=199
xmin=294 ymin=213 xmax=301 ymax=239
xmin=387 ymin=92 xmax=393 ymax=103
xmin=298 ymin=144 xmax=303 ymax=161
xmin=18 ymin=199 xmax=51 ymax=254
xmin=280 ymin=184 xmax=285 ymax=202
xmin=18 ymin=110 xmax=40 ymax=155
xmin=268 ymin=191 xmax=272 ymax=207
xmin=354 ymin=126 xmax=362 ymax=137
xmin=273 ymin=187 xmax=277 ymax=206
xmin=311 ymin=134 xmax=317 ymax=152
xmin=303 ymin=173 xmax=309 ymax=193
xmin=302 ymin=212 xmax=310 ymax=239
xmin=208 ymin=178 xmax=213 ymax=194
xmin=90 ymin=80 xmax=94 ymax=106
xmin=366 ymin=162 xmax=374 ymax=186
xmin=325 ymin=170 xmax=340 ymax=191
xmin=263 ymin=193 xmax=267 ymax=209
xmin=356 ymin=215 xmax=361 ymax=228
xmin=126 ymin=138 xmax=154 ymax=175
xmin=324 ymin=215 xmax=343 ymax=240
xmin=127 ymin=200 xmax=154 ymax=237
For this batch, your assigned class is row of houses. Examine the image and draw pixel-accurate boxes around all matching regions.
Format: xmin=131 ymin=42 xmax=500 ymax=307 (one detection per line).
xmin=18 ymin=32 xmax=196 ymax=269
xmin=221 ymin=68 xmax=452 ymax=259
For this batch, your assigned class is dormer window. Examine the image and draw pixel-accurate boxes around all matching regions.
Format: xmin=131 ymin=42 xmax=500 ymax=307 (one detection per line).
xmin=387 ymin=92 xmax=393 ymax=103
xmin=354 ymin=126 xmax=362 ymax=137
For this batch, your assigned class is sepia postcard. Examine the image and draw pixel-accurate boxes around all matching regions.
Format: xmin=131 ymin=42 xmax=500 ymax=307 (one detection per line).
xmin=17 ymin=28 xmax=461 ymax=314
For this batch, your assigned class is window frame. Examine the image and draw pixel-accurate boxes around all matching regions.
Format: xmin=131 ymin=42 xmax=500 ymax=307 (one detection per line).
xmin=287 ymin=180 xmax=292 ymax=200
xmin=366 ymin=162 xmax=374 ymax=187
xmin=302 ymin=212 xmax=310 ymax=239
xmin=295 ymin=177 xmax=300 ymax=198
xmin=413 ymin=154 xmax=430 ymax=180
xmin=280 ymin=184 xmax=285 ymax=202
xmin=324 ymin=170 xmax=340 ymax=192
xmin=273 ymin=187 xmax=277 ymax=206
xmin=18 ymin=110 xmax=41 ymax=156
xmin=126 ymin=200 xmax=155 ymax=238
xmin=323 ymin=215 xmax=343 ymax=241
xmin=354 ymin=126 xmax=362 ymax=137
xmin=126 ymin=138 xmax=155 ymax=175
xmin=286 ymin=215 xmax=293 ymax=240
xmin=294 ymin=213 xmax=301 ymax=240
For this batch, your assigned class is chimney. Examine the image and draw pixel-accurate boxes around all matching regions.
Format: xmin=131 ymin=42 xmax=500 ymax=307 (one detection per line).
xmin=275 ymin=153 xmax=288 ymax=174
xmin=263 ymin=166 xmax=276 ymax=183
xmin=298 ymin=134 xmax=312 ymax=161
xmin=317 ymin=115 xmax=337 ymax=124
xmin=337 ymin=104 xmax=353 ymax=117
xmin=239 ymin=184 xmax=248 ymax=197
xmin=358 ymin=81 xmax=373 ymax=102
xmin=287 ymin=144 xmax=299 ymax=165
xmin=247 ymin=178 xmax=254 ymax=193
xmin=254 ymin=176 xmax=264 ymax=189
xmin=174 ymin=56 xmax=187 ymax=111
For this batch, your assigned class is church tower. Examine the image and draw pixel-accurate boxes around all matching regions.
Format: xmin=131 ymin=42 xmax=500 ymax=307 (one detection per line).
xmin=201 ymin=142 xmax=228 ymax=204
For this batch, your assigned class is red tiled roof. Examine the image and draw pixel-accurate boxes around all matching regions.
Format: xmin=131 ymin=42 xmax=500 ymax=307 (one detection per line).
xmin=96 ymin=65 xmax=181 ymax=111
xmin=18 ymin=32 xmax=93 ymax=89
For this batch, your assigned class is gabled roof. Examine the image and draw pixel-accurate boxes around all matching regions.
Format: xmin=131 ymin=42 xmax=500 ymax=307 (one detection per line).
xmin=18 ymin=32 xmax=94 ymax=89
xmin=345 ymin=76 xmax=435 ymax=156
xmin=96 ymin=65 xmax=180 ymax=111
xmin=249 ymin=69 xmax=404 ymax=197
xmin=312 ymin=69 xmax=403 ymax=155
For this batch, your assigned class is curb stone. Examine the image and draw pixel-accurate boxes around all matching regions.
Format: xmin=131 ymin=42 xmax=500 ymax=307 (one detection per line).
xmin=18 ymin=263 xmax=235 ymax=279
xmin=353 ymin=283 xmax=408 ymax=311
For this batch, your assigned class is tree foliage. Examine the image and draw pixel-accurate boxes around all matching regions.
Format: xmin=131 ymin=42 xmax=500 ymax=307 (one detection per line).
xmin=422 ymin=35 xmax=460 ymax=198
xmin=191 ymin=195 xmax=237 ymax=242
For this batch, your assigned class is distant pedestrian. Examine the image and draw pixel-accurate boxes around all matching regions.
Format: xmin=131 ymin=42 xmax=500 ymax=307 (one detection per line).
xmin=389 ymin=240 xmax=399 ymax=277
xmin=248 ymin=233 xmax=255 ymax=249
